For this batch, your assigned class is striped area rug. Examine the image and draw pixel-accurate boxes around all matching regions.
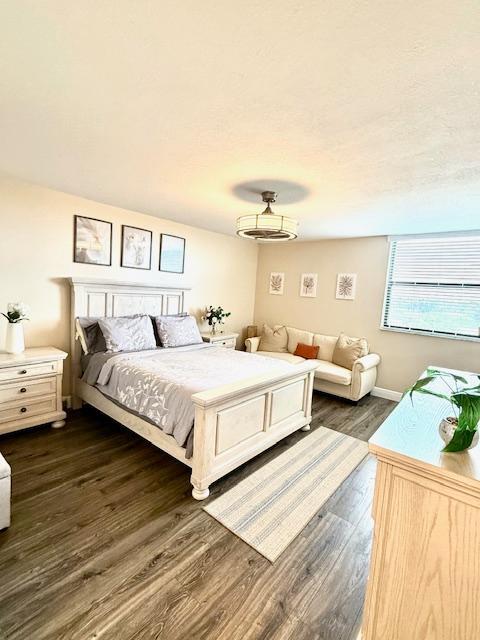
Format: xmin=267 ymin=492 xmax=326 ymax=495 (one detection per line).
xmin=204 ymin=427 xmax=368 ymax=562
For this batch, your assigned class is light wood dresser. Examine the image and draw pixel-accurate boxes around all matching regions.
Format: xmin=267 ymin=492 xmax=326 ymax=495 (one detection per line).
xmin=0 ymin=347 xmax=68 ymax=435
xmin=200 ymin=332 xmax=239 ymax=349
xmin=361 ymin=368 xmax=480 ymax=640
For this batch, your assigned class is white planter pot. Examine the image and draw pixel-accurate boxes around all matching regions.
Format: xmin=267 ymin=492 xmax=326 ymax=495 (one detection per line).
xmin=439 ymin=417 xmax=479 ymax=450
xmin=5 ymin=322 xmax=25 ymax=354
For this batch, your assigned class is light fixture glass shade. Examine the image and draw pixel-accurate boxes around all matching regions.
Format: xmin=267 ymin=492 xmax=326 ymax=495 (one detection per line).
xmin=236 ymin=214 xmax=298 ymax=241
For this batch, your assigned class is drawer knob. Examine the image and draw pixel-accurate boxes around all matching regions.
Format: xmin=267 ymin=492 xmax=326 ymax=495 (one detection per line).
xmin=20 ymin=407 xmax=27 ymax=413
xmin=20 ymin=387 xmax=27 ymax=393
xmin=19 ymin=369 xmax=27 ymax=375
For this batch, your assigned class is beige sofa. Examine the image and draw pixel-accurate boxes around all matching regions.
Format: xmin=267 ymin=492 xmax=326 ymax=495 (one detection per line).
xmin=245 ymin=327 xmax=380 ymax=402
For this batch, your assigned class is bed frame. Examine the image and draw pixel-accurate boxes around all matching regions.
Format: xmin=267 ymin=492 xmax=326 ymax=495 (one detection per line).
xmin=70 ymin=278 xmax=317 ymax=499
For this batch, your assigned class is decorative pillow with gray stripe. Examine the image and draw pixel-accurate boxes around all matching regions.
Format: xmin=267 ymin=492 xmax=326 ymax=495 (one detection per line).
xmin=98 ymin=315 xmax=156 ymax=352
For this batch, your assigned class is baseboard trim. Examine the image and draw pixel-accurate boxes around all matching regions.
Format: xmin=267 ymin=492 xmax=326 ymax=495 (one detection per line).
xmin=371 ymin=387 xmax=402 ymax=402
xmin=62 ymin=395 xmax=72 ymax=410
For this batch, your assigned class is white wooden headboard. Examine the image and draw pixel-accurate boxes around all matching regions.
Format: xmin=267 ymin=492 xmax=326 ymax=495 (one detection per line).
xmin=69 ymin=277 xmax=191 ymax=406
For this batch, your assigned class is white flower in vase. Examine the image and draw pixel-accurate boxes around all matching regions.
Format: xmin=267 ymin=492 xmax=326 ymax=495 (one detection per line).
xmin=2 ymin=302 xmax=29 ymax=354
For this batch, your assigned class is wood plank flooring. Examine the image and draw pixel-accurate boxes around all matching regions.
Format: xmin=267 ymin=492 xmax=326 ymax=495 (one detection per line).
xmin=0 ymin=392 xmax=395 ymax=640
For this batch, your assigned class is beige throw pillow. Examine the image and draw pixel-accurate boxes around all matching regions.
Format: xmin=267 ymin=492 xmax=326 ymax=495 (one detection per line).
xmin=332 ymin=333 xmax=368 ymax=370
xmin=258 ymin=324 xmax=288 ymax=353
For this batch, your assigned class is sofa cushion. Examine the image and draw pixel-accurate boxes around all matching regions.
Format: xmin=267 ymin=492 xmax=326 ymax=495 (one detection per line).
xmin=256 ymin=351 xmax=306 ymax=365
xmin=332 ymin=333 xmax=369 ymax=370
xmin=313 ymin=334 xmax=338 ymax=362
xmin=287 ymin=327 xmax=314 ymax=354
xmin=258 ymin=324 xmax=288 ymax=353
xmin=294 ymin=342 xmax=319 ymax=359
xmin=314 ymin=360 xmax=352 ymax=386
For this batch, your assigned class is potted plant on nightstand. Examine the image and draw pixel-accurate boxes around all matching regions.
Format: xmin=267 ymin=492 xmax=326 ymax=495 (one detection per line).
xmin=202 ymin=306 xmax=231 ymax=335
xmin=406 ymin=367 xmax=480 ymax=452
xmin=2 ymin=302 xmax=30 ymax=354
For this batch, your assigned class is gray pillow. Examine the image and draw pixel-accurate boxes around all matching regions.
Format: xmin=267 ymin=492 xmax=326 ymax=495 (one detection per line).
xmin=98 ymin=315 xmax=156 ymax=352
xmin=76 ymin=317 xmax=108 ymax=354
xmin=83 ymin=322 xmax=107 ymax=353
xmin=155 ymin=315 xmax=202 ymax=348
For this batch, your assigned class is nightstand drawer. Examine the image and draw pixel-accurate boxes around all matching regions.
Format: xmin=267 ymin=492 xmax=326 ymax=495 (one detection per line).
xmin=0 ymin=361 xmax=58 ymax=382
xmin=215 ymin=338 xmax=236 ymax=349
xmin=0 ymin=377 xmax=57 ymax=404
xmin=0 ymin=397 xmax=57 ymax=424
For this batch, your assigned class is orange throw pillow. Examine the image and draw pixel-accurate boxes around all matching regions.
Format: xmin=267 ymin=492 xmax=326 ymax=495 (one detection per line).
xmin=294 ymin=342 xmax=319 ymax=359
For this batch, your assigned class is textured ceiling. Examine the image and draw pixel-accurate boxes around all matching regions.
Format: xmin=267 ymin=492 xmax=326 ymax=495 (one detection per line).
xmin=0 ymin=1 xmax=479 ymax=240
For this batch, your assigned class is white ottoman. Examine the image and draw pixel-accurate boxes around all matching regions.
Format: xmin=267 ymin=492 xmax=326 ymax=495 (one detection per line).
xmin=0 ymin=453 xmax=11 ymax=530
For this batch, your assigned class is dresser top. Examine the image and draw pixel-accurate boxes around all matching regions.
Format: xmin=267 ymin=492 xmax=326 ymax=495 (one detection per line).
xmin=369 ymin=367 xmax=480 ymax=486
xmin=0 ymin=347 xmax=68 ymax=368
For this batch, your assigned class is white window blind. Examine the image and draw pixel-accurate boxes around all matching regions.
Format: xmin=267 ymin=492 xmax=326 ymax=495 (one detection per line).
xmin=382 ymin=235 xmax=480 ymax=340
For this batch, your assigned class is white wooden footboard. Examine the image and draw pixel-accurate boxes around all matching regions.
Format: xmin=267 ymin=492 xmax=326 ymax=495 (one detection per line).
xmin=190 ymin=361 xmax=317 ymax=499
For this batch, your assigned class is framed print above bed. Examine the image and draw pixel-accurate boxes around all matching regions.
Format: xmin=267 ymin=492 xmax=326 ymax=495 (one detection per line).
xmin=73 ymin=215 xmax=112 ymax=266
xmin=159 ymin=234 xmax=185 ymax=273
xmin=121 ymin=225 xmax=152 ymax=270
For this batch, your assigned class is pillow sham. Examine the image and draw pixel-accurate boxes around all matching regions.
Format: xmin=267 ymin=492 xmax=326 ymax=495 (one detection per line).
xmin=77 ymin=313 xmax=189 ymax=353
xmin=258 ymin=324 xmax=288 ymax=353
xmin=332 ymin=333 xmax=368 ymax=370
xmin=98 ymin=315 xmax=156 ymax=353
xmin=155 ymin=315 xmax=202 ymax=348
xmin=152 ymin=312 xmax=187 ymax=345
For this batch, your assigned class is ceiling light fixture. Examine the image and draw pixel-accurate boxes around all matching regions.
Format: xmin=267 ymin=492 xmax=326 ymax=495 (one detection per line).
xmin=236 ymin=191 xmax=298 ymax=241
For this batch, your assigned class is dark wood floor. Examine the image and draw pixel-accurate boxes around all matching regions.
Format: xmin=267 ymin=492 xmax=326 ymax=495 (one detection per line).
xmin=0 ymin=392 xmax=395 ymax=640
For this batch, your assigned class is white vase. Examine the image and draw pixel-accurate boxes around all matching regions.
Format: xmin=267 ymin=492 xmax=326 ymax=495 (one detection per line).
xmin=5 ymin=322 xmax=25 ymax=354
xmin=439 ymin=417 xmax=479 ymax=450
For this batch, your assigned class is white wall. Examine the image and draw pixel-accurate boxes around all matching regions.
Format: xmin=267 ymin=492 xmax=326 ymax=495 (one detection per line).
xmin=254 ymin=236 xmax=480 ymax=393
xmin=0 ymin=176 xmax=258 ymax=392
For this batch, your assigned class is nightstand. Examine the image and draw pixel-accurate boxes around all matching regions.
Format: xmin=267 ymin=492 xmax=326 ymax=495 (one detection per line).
xmin=0 ymin=347 xmax=68 ymax=435
xmin=200 ymin=332 xmax=239 ymax=349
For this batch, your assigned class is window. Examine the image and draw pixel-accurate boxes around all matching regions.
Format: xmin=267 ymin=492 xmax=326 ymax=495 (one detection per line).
xmin=382 ymin=234 xmax=480 ymax=340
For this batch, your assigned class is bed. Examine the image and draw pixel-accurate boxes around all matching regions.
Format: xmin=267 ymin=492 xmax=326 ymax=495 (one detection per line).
xmin=70 ymin=278 xmax=317 ymax=499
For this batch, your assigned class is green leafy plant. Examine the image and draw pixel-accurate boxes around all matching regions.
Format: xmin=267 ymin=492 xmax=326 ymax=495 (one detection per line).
xmin=202 ymin=306 xmax=231 ymax=327
xmin=405 ymin=368 xmax=480 ymax=452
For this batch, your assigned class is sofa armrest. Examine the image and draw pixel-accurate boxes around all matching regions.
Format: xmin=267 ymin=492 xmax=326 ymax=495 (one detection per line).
xmin=245 ymin=336 xmax=261 ymax=353
xmin=353 ymin=353 xmax=380 ymax=372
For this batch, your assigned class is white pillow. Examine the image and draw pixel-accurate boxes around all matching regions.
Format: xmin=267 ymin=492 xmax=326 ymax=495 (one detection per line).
xmin=97 ymin=315 xmax=156 ymax=352
xmin=155 ymin=315 xmax=202 ymax=348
